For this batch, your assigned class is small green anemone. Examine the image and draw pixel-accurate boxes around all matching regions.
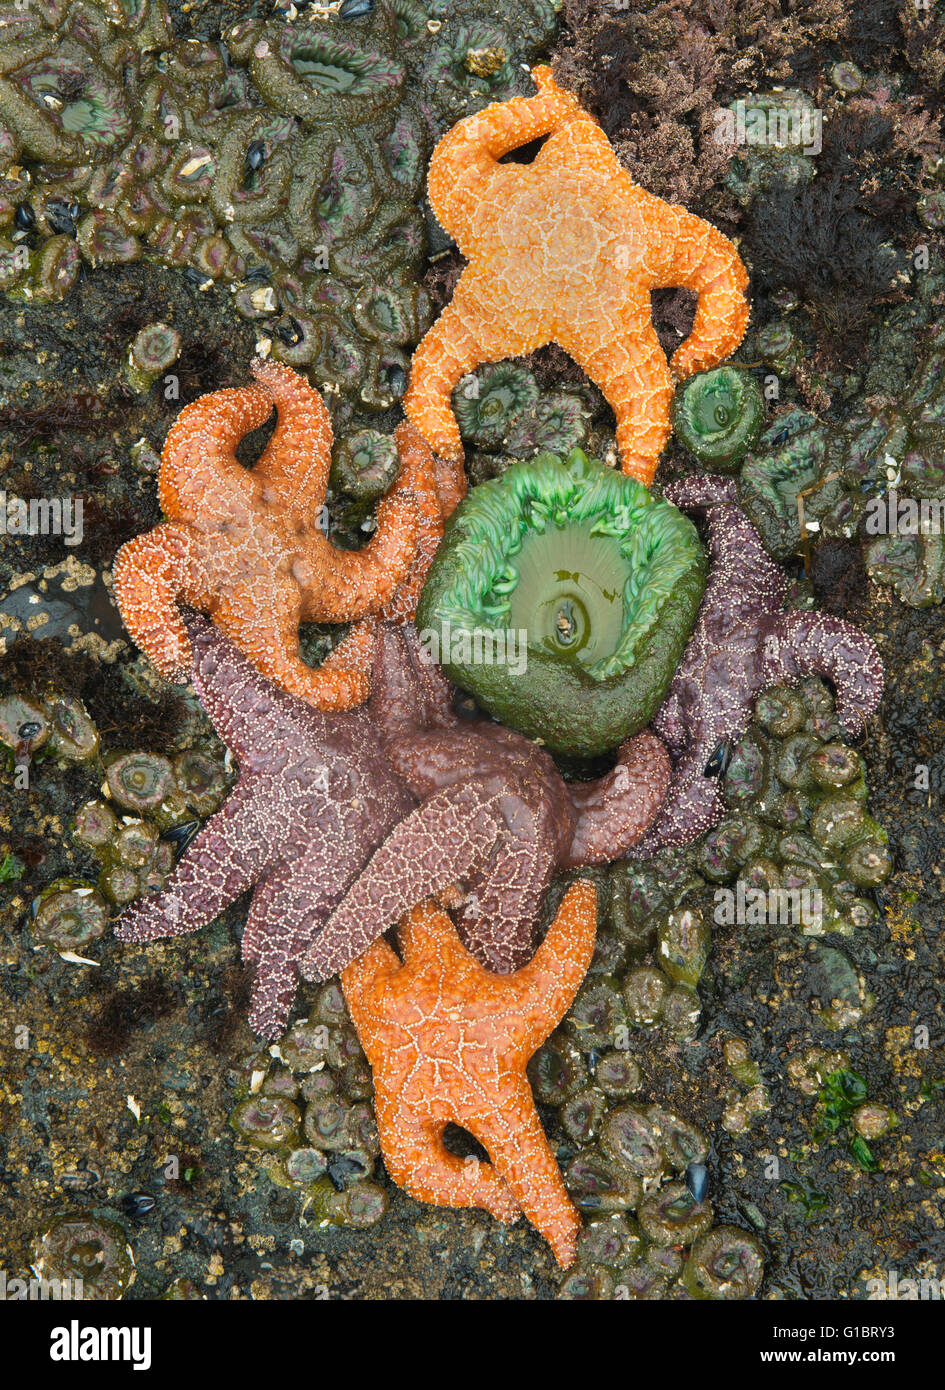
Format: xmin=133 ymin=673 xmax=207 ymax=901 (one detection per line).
xmin=416 ymin=450 xmax=706 ymax=756
xmin=453 ymin=361 xmax=538 ymax=450
xmin=672 ymin=366 xmax=764 ymax=470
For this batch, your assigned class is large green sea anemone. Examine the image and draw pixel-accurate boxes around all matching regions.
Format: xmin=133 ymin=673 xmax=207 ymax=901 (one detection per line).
xmin=416 ymin=450 xmax=706 ymax=756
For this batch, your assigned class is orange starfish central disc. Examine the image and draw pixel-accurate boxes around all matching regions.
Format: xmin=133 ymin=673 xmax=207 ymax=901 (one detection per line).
xmin=404 ymin=66 xmax=750 ymax=485
xmin=341 ymin=880 xmax=597 ymax=1268
xmin=112 ymin=361 xmax=464 ymax=710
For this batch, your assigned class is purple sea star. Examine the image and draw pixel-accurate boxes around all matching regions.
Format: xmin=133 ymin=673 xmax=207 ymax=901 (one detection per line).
xmin=301 ymin=623 xmax=670 ymax=982
xmin=114 ymin=613 xmax=416 ymax=1038
xmin=633 ymin=475 xmax=884 ymax=855
xmin=115 ymin=617 xmax=669 ymax=1036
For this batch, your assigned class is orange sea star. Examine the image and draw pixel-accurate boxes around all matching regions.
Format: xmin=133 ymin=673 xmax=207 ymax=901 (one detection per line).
xmin=113 ymin=361 xmax=459 ymax=710
xmin=404 ymin=66 xmax=750 ymax=485
xmin=341 ymin=880 xmax=597 ymax=1267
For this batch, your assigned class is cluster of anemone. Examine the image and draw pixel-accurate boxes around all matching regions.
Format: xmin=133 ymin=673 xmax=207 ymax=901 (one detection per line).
xmin=514 ymin=674 xmax=890 ymax=1292
xmin=0 ymin=689 xmax=98 ymax=765
xmin=698 ymin=678 xmax=892 ymax=929
xmin=598 ymin=677 xmax=889 ymax=1030
xmin=0 ymin=0 xmax=557 ymax=418
xmin=526 ymin=1032 xmax=763 ymax=1299
xmin=451 ymin=361 xmax=592 ymax=482
xmin=71 ymin=745 xmax=231 ymax=907
xmin=0 ymin=683 xmax=231 ymax=944
xmin=229 ymin=981 xmax=388 ymax=1230
xmin=738 ymin=321 xmax=945 ymax=605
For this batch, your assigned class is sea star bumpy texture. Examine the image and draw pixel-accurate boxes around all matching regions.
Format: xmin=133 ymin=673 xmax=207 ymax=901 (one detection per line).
xmin=634 ymin=475 xmax=884 ymax=855
xmin=115 ymin=617 xmax=663 ymax=1037
xmin=302 ymin=623 xmax=669 ymax=980
xmin=405 ymin=66 xmax=750 ymax=485
xmin=341 ymin=881 xmax=598 ymax=1267
xmin=112 ymin=359 xmax=448 ymax=711
xmin=113 ymin=614 xmax=416 ymax=1038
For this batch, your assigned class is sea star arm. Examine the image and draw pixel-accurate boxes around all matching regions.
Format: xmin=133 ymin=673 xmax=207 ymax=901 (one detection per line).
xmin=368 ymin=623 xmax=459 ymax=749
xmin=457 ymin=816 xmax=554 ymax=974
xmin=377 ymin=422 xmax=464 ymax=623
xmin=659 ymin=205 xmax=751 ymax=381
xmin=633 ymin=760 xmax=727 ymax=856
xmin=314 ymin=617 xmax=378 ymax=699
xmin=339 ymin=933 xmax=402 ymax=1015
xmin=766 ymin=611 xmax=884 ymax=736
xmin=563 ymin=731 xmax=671 ymax=867
xmin=404 ymin=294 xmax=489 ymax=463
xmin=373 ymin=1092 xmax=521 ymax=1224
xmin=210 ymin=569 xmax=372 ymax=712
xmin=563 ymin=317 xmax=674 ymax=486
xmin=466 ymin=1082 xmax=582 ymax=1267
xmin=242 ymin=843 xmax=350 ymax=1038
xmin=300 ymin=785 xmax=503 ymax=981
xmin=663 ymin=474 xmax=784 ymax=596
xmin=112 ymin=523 xmax=212 ymax=681
xmin=426 ymin=67 xmax=578 ymax=242
xmin=185 ymin=612 xmax=325 ymax=759
xmin=302 ymin=485 xmax=418 ymax=622
xmin=158 ymin=383 xmax=273 ymax=523
xmin=507 ymin=880 xmax=597 ymax=1043
xmin=249 ymin=358 xmax=334 ymax=525
xmin=113 ymin=782 xmax=272 ymax=942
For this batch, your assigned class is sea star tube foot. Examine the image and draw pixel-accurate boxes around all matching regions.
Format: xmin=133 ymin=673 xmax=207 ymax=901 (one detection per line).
xmin=340 ymin=879 xmax=598 ymax=1267
xmin=404 ymin=66 xmax=750 ymax=485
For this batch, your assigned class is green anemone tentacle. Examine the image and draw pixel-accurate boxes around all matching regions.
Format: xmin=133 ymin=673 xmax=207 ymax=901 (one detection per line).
xmin=672 ymin=366 xmax=764 ymax=471
xmin=416 ymin=449 xmax=707 ymax=757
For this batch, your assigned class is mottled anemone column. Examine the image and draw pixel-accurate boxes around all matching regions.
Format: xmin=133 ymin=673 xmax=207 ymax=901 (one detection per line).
xmin=454 ymin=361 xmax=539 ymax=450
xmin=31 ymin=880 xmax=109 ymax=952
xmin=671 ymin=365 xmax=764 ymax=471
xmin=416 ymin=449 xmax=706 ymax=756
xmin=227 ymin=20 xmax=403 ymax=125
xmin=331 ymin=428 xmax=400 ymax=501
